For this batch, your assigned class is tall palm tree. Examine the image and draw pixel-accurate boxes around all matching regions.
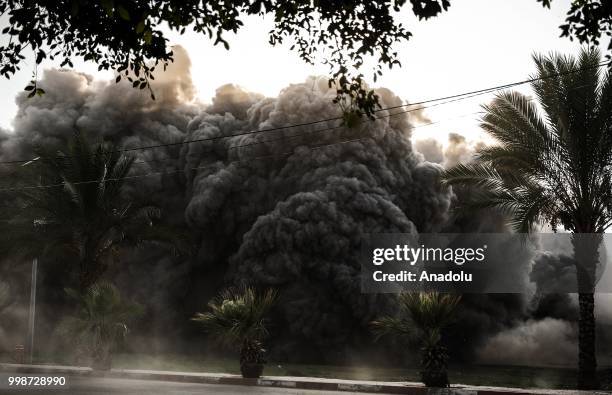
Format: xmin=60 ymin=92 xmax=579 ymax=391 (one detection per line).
xmin=371 ymin=292 xmax=461 ymax=387
xmin=0 ymin=131 xmax=187 ymax=292
xmin=443 ymin=48 xmax=612 ymax=389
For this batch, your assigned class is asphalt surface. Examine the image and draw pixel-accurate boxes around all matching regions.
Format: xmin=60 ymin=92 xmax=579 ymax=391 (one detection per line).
xmin=2 ymin=376 xmax=395 ymax=395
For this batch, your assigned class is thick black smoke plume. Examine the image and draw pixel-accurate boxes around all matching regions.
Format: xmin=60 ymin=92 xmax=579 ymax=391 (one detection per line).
xmin=1 ymin=47 xmax=610 ymax=367
xmin=0 ymin=49 xmax=454 ymax=361
xmin=178 ymin=78 xmax=453 ymax=359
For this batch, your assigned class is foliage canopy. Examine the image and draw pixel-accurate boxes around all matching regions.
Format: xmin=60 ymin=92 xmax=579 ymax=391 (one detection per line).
xmin=0 ymin=132 xmax=188 ymax=291
xmin=443 ymin=48 xmax=612 ymax=234
xmin=371 ymin=292 xmax=461 ymax=387
xmin=539 ymin=0 xmax=612 ymax=60
xmin=0 ymin=0 xmax=452 ymax=117
xmin=60 ymin=282 xmax=142 ymax=368
xmin=1 ymin=1 xmax=611 ymax=115
xmin=192 ymin=286 xmax=277 ymax=348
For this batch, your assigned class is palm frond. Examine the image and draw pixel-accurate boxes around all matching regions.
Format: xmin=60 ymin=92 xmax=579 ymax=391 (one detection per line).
xmin=399 ymin=292 xmax=461 ymax=332
xmin=370 ymin=316 xmax=415 ymax=341
xmin=371 ymin=292 xmax=460 ymax=343
xmin=0 ymin=131 xmax=189 ymax=289
xmin=481 ymin=91 xmax=552 ymax=159
xmin=444 ymin=48 xmax=612 ymax=234
xmin=60 ymin=282 xmax=142 ymax=349
xmin=192 ymin=286 xmax=277 ymax=349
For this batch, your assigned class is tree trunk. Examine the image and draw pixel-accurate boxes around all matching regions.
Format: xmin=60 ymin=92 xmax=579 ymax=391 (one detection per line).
xmin=78 ymin=236 xmax=108 ymax=293
xmin=78 ymin=255 xmax=109 ymax=293
xmin=79 ymin=265 xmax=100 ymax=293
xmin=577 ymin=292 xmax=598 ymax=389
xmin=572 ymin=233 xmax=601 ymax=390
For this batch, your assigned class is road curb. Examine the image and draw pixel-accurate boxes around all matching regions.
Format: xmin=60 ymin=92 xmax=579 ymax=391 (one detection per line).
xmin=0 ymin=363 xmax=607 ymax=395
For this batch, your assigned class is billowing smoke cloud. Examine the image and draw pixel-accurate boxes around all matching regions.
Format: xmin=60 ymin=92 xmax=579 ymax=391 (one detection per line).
xmin=179 ymin=78 xmax=453 ymax=359
xmin=406 ymin=104 xmax=431 ymax=125
xmin=0 ymin=53 xmax=455 ymax=360
xmin=530 ymin=251 xmax=584 ymax=294
xmin=476 ymin=318 xmax=578 ymax=366
xmin=413 ymin=132 xmax=485 ymax=169
xmin=527 ymin=242 xmax=612 ymax=366
xmin=1 ymin=46 xmax=196 ymax=155
xmin=414 ymin=138 xmax=444 ymax=164
xmin=444 ymin=132 xmax=477 ymax=168
xmin=207 ymin=83 xmax=264 ymax=120
xmin=0 ymin=127 xmax=10 ymax=147
xmin=1 ymin=46 xmax=610 ymax=369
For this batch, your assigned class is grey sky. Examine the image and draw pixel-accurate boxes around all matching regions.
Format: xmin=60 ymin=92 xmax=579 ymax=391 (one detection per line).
xmin=0 ymin=0 xmax=607 ymax=145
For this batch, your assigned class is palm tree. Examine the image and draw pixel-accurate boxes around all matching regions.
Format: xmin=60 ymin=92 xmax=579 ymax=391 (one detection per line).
xmin=442 ymin=48 xmax=612 ymax=389
xmin=60 ymin=282 xmax=142 ymax=370
xmin=0 ymin=131 xmax=187 ymax=292
xmin=371 ymin=292 xmax=461 ymax=387
xmin=192 ymin=286 xmax=277 ymax=378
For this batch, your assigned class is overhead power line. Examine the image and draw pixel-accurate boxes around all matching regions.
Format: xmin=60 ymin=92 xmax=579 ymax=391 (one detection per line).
xmin=0 ymin=135 xmax=372 ymax=192
xmin=129 ymin=107 xmax=483 ymax=167
xmin=0 ymin=60 xmax=608 ymax=166
xmin=376 ymin=61 xmax=610 ymax=113
xmin=0 ymin=68 xmax=602 ymax=190
xmin=0 ymin=106 xmax=488 ymax=192
xmin=0 ymin=71 xmax=600 ymax=192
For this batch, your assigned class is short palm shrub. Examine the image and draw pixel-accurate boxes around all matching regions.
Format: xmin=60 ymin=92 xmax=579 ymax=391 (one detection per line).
xmin=192 ymin=286 xmax=277 ymax=378
xmin=371 ymin=292 xmax=461 ymax=387
xmin=60 ymin=282 xmax=142 ymax=370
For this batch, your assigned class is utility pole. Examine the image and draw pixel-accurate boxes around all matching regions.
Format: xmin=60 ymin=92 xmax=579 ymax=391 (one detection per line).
xmin=22 ymin=158 xmax=40 ymax=365
xmin=27 ymin=258 xmax=37 ymax=364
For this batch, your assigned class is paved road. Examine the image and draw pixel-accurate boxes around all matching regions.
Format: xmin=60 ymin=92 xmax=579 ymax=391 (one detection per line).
xmin=7 ymin=376 xmax=394 ymax=395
